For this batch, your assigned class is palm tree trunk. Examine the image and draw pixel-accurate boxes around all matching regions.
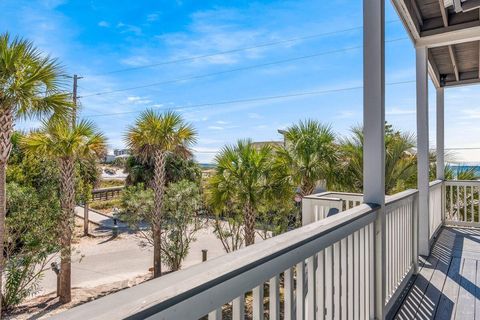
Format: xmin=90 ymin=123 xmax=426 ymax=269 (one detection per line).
xmin=58 ymin=157 xmax=75 ymax=303
xmin=0 ymin=107 xmax=13 ymax=312
xmin=244 ymin=202 xmax=256 ymax=246
xmin=153 ymin=150 xmax=167 ymax=278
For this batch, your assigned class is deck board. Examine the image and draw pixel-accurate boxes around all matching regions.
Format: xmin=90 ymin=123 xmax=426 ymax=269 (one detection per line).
xmin=395 ymin=227 xmax=480 ymax=320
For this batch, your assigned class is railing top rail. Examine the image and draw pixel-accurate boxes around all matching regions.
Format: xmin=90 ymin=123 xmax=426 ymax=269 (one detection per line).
xmin=445 ymin=179 xmax=480 ymax=185
xmin=429 ymin=179 xmax=443 ymax=188
xmin=303 ymin=191 xmax=363 ymax=200
xmin=385 ymin=189 xmax=418 ymax=206
xmin=92 ymin=186 xmax=125 ymax=193
xmin=53 ymin=203 xmax=378 ymax=320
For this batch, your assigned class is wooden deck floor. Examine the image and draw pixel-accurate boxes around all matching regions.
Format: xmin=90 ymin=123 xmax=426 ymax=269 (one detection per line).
xmin=395 ymin=227 xmax=480 ymax=320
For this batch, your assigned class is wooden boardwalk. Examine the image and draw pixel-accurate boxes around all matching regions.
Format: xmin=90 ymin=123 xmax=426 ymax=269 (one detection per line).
xmin=395 ymin=227 xmax=480 ymax=320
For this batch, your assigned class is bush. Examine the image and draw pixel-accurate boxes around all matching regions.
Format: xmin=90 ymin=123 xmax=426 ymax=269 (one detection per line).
xmin=3 ymin=183 xmax=60 ymax=311
xmin=120 ymin=180 xmax=202 ymax=271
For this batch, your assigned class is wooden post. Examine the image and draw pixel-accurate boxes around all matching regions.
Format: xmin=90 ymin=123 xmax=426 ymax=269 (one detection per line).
xmin=416 ymin=45 xmax=430 ymax=256
xmin=436 ymin=87 xmax=445 ymax=180
xmin=84 ymin=202 xmax=89 ymax=236
xmin=436 ymin=87 xmax=446 ymax=223
xmin=202 ymin=249 xmax=208 ymax=262
xmin=363 ymin=0 xmax=386 ymax=318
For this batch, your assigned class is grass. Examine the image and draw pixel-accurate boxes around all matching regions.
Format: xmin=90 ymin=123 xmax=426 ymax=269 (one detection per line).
xmin=99 ymin=179 xmax=125 ymax=188
xmin=90 ymin=198 xmax=122 ymax=214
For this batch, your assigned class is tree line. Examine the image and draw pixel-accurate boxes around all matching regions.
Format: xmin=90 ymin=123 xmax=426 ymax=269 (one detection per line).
xmin=1 ymin=32 xmax=478 ymax=314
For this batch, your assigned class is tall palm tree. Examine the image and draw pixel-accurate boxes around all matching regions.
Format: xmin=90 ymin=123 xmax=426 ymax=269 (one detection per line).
xmin=207 ymin=140 xmax=273 ymax=246
xmin=125 ymin=110 xmax=196 ymax=277
xmin=0 ymin=33 xmax=71 ymax=307
xmin=334 ymin=125 xmax=417 ymax=195
xmin=274 ymin=120 xmax=336 ymax=196
xmin=21 ymin=119 xmax=106 ymax=303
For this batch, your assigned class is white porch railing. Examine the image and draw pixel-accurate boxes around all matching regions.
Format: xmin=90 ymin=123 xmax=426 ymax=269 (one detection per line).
xmin=445 ymin=180 xmax=480 ymax=227
xmin=429 ymin=180 xmax=443 ymax=241
xmin=384 ymin=190 xmax=418 ymax=310
xmin=53 ymin=189 xmax=419 ymax=320
xmin=302 ymin=192 xmax=363 ymax=224
xmin=54 ymin=204 xmax=378 ymax=320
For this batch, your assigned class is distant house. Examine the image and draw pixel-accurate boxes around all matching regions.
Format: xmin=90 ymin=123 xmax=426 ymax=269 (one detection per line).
xmin=103 ymin=154 xmax=115 ymax=163
xmin=114 ymin=149 xmax=131 ymax=157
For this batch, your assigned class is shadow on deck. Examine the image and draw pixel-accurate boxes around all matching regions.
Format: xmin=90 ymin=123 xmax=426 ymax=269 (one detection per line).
xmin=395 ymin=227 xmax=480 ymax=319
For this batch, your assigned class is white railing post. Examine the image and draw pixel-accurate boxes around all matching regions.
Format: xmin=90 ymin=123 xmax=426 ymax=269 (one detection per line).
xmin=413 ymin=193 xmax=419 ymax=274
xmin=416 ymin=45 xmax=430 ymax=256
xmin=436 ymin=88 xmax=445 ymax=180
xmin=363 ymin=0 xmax=386 ymax=318
xmin=436 ymin=88 xmax=446 ymax=225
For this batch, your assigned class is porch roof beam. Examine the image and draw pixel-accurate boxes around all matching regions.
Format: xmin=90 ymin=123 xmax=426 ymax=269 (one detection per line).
xmin=417 ymin=22 xmax=480 ymax=47
xmin=448 ymin=45 xmax=460 ymax=81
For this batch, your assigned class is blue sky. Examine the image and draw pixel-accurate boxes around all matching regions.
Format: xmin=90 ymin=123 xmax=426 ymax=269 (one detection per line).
xmin=2 ymin=0 xmax=480 ymax=163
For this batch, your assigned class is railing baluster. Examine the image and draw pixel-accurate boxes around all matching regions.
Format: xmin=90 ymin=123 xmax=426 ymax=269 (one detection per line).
xmin=341 ymin=238 xmax=347 ymax=320
xmin=284 ymin=268 xmax=294 ymax=320
xmin=386 ymin=211 xmax=391 ymax=298
xmin=208 ymin=308 xmax=222 ymax=320
xmin=477 ymin=186 xmax=480 ymax=223
xmin=269 ymin=275 xmax=280 ymax=320
xmin=347 ymin=234 xmax=354 ymax=320
xmin=334 ymin=242 xmax=341 ymax=319
xmin=253 ymin=285 xmax=264 ymax=320
xmin=449 ymin=185 xmax=453 ymax=219
xmin=470 ymin=186 xmax=475 ymax=222
xmin=325 ymin=245 xmax=334 ymax=319
xmin=354 ymin=231 xmax=360 ymax=319
xmin=316 ymin=250 xmax=325 ymax=319
xmin=232 ymin=295 xmax=244 ymax=320
xmin=364 ymin=225 xmax=369 ymax=319
xmin=306 ymin=257 xmax=316 ymax=320
xmin=296 ymin=261 xmax=305 ymax=320
xmin=369 ymin=223 xmax=375 ymax=318
xmin=359 ymin=227 xmax=365 ymax=320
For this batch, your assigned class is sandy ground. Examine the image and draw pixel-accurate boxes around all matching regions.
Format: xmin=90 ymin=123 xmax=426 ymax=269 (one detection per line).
xmin=6 ymin=218 xmax=253 ymax=319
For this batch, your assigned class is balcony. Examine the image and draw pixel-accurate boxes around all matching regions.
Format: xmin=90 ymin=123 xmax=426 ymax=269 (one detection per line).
xmin=51 ymin=0 xmax=480 ymax=318
xmin=50 ymin=180 xmax=480 ymax=319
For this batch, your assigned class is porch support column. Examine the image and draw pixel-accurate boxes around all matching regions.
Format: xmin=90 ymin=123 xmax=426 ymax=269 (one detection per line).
xmin=363 ymin=0 xmax=385 ymax=318
xmin=436 ymin=88 xmax=445 ymax=180
xmin=416 ymin=46 xmax=430 ymax=256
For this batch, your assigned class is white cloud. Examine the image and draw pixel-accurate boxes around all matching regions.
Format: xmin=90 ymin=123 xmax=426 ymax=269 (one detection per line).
xmin=248 ymin=112 xmax=262 ymax=119
xmin=208 ymin=126 xmax=224 ymax=130
xmin=216 ymin=120 xmax=229 ymax=124
xmin=126 ymin=96 xmax=152 ymax=105
xmin=147 ymin=13 xmax=159 ymax=22
xmin=336 ymin=110 xmax=356 ymax=119
xmin=98 ymin=21 xmax=110 ymax=28
xmin=117 ymin=22 xmax=142 ymax=35
xmin=120 ymin=56 xmax=151 ymax=66
xmin=386 ymin=107 xmax=415 ymax=116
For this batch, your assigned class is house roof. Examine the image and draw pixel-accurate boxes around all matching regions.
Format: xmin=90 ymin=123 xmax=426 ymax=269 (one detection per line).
xmin=392 ymin=0 xmax=480 ymax=87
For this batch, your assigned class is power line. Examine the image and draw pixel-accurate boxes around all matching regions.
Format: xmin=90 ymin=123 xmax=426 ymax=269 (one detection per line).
xmin=81 ymin=80 xmax=415 ymax=119
xmin=90 ymin=20 xmax=401 ymax=77
xmin=81 ymin=37 xmax=408 ymax=98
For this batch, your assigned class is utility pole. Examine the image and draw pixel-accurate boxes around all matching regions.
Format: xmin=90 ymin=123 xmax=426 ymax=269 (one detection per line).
xmin=71 ymin=74 xmax=83 ymax=126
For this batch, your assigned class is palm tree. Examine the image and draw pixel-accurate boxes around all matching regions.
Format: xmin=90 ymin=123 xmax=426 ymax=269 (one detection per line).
xmin=274 ymin=120 xmax=336 ymax=196
xmin=0 ymin=33 xmax=71 ymax=307
xmin=333 ymin=125 xmax=417 ymax=194
xmin=21 ymin=119 xmax=106 ymax=303
xmin=207 ymin=140 xmax=273 ymax=246
xmin=125 ymin=110 xmax=197 ymax=277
